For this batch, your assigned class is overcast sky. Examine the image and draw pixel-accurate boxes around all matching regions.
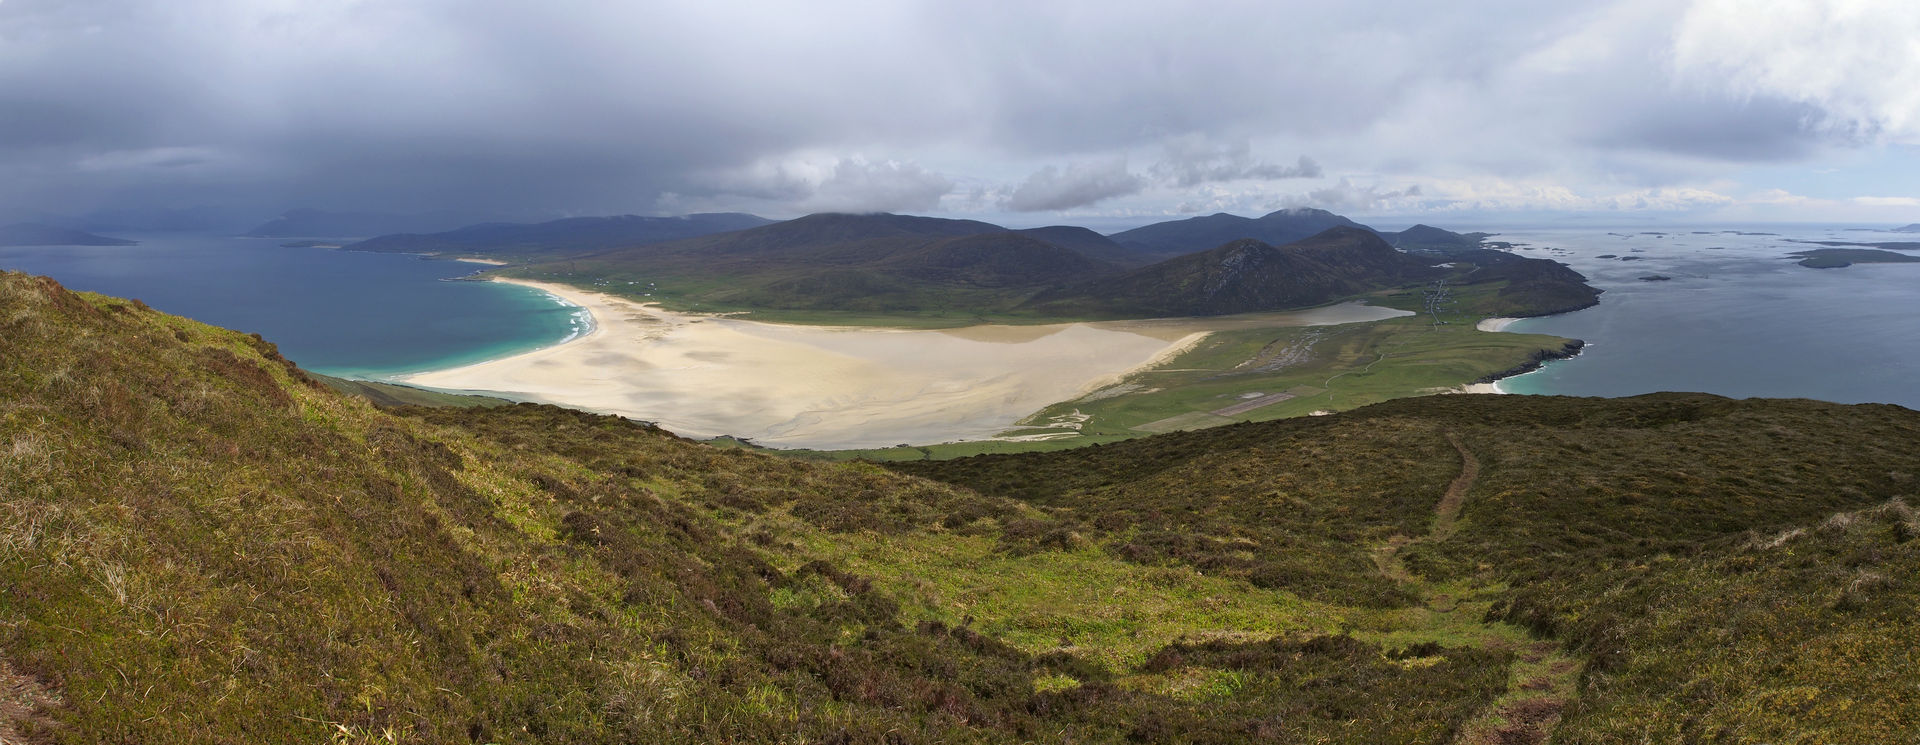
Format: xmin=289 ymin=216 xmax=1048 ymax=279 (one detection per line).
xmin=4 ymin=0 xmax=1919 ymax=227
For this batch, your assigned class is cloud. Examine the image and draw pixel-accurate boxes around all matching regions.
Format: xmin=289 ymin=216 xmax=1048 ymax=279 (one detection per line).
xmin=0 ymin=0 xmax=1910 ymax=222
xmin=687 ymin=154 xmax=953 ymax=214
xmin=1150 ymin=137 xmax=1321 ymax=186
xmin=1004 ymin=160 xmax=1146 ymax=212
xmin=1673 ymin=0 xmax=1920 ymax=143
xmin=1276 ymin=179 xmax=1424 ymax=213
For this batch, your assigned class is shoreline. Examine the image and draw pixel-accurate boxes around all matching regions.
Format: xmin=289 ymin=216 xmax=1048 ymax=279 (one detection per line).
xmin=398 ymin=281 xmax=1407 ymax=449
xmin=398 ymin=279 xmax=1217 ymax=449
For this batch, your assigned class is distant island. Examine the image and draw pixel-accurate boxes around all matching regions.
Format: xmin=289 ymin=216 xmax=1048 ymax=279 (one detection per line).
xmin=1790 ymin=247 xmax=1920 ymax=269
xmin=0 ymin=222 xmax=137 ymax=247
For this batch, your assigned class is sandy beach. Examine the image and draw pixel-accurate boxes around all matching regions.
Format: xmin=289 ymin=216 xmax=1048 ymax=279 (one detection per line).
xmin=1476 ymin=317 xmax=1520 ymax=333
xmin=401 ymin=279 xmax=1407 ymax=449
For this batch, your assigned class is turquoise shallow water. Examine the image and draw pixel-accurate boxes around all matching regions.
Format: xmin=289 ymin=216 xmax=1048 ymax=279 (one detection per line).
xmin=0 ymin=234 xmax=588 ymax=378
xmin=1493 ymin=225 xmax=1920 ymax=410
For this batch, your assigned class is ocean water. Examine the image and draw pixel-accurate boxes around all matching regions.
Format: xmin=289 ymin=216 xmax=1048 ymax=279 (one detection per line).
xmin=1494 ymin=225 xmax=1920 ymax=410
xmin=0 ymin=234 xmax=589 ymax=378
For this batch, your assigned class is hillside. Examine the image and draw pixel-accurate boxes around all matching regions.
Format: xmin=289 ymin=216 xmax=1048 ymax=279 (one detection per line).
xmin=489 ymin=212 xmax=1593 ymax=322
xmin=1024 ymin=226 xmax=1443 ymax=317
xmin=1107 ymin=207 xmax=1370 ymax=259
xmin=509 ymin=212 xmax=1126 ymax=314
xmin=1449 ymin=247 xmax=1603 ymax=316
xmin=0 ymin=223 xmax=136 ymax=247
xmin=1387 ymin=224 xmax=1493 ymax=253
xmin=342 ymin=213 xmax=775 ymax=259
xmin=3 ymin=271 xmax=1918 ymax=742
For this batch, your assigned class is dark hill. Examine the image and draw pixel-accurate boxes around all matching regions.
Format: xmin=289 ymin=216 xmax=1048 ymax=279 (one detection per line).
xmin=1026 ymin=226 xmax=1442 ymax=317
xmin=1385 ymin=224 xmax=1492 ymax=253
xmin=1107 ymin=207 xmax=1370 ymax=259
xmin=343 ymin=213 xmax=773 ymax=258
xmin=0 ymin=222 xmax=136 ymax=247
xmin=879 ymin=232 xmax=1118 ymax=287
xmin=516 ymin=212 xmax=1126 ymax=313
xmin=1450 ymin=248 xmax=1602 ymax=316
xmin=1015 ymin=225 xmax=1162 ymax=268
xmin=5 ymin=271 xmax=1919 ymax=742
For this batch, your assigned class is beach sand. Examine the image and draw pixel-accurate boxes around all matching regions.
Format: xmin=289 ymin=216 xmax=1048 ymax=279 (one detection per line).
xmin=402 ymin=279 xmax=1408 ymax=449
xmin=1476 ymin=317 xmax=1519 ymax=333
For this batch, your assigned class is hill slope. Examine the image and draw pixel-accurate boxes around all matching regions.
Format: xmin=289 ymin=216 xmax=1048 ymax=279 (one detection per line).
xmin=7 ymin=272 xmax=1912 ymax=742
xmin=511 ymin=212 xmax=1126 ymax=314
xmin=1025 ymin=226 xmax=1443 ymax=317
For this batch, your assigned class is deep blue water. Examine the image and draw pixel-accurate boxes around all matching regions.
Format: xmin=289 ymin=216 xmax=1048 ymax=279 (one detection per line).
xmin=1496 ymin=225 xmax=1920 ymax=410
xmin=0 ymin=234 xmax=587 ymax=378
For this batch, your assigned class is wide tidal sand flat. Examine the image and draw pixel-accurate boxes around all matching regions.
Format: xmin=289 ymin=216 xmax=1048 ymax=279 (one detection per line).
xmin=401 ymin=279 xmax=1407 ymax=449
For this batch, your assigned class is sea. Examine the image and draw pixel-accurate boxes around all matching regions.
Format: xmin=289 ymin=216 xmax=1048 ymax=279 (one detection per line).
xmin=3 ymin=227 xmax=1915 ymax=411
xmin=0 ymin=234 xmax=590 ymax=379
xmin=1492 ymin=225 xmax=1920 ymax=410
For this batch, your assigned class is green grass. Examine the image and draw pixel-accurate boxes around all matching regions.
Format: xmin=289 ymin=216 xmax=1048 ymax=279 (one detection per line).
xmin=805 ymin=283 xmax=1580 ymax=461
xmin=7 ymin=270 xmax=1918 ymax=743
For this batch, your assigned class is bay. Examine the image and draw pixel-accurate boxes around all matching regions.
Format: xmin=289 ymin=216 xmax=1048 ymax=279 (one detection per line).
xmin=1495 ymin=225 xmax=1920 ymax=409
xmin=0 ymin=234 xmax=587 ymax=378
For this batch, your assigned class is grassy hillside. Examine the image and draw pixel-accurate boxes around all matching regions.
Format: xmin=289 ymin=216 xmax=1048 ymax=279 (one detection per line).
xmin=4 ymin=270 xmax=1914 ymax=743
xmin=1023 ymin=228 xmax=1442 ymax=318
xmin=502 ymin=214 xmax=1596 ymax=323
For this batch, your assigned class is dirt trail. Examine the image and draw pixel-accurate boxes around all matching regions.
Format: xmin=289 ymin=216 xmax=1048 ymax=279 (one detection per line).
xmin=1 ymin=656 xmax=59 ymax=744
xmin=1433 ymin=431 xmax=1479 ymax=538
xmin=1364 ymin=431 xmax=1576 ymax=745
xmin=1371 ymin=429 xmax=1478 ymax=577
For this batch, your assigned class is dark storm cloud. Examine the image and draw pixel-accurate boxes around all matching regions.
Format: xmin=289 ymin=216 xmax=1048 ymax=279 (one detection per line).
xmin=0 ymin=0 xmax=1913 ymax=221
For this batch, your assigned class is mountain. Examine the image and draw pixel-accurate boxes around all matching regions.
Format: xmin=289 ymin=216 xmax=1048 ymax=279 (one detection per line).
xmin=0 ymin=222 xmax=137 ymax=246
xmin=343 ymin=213 xmax=775 ymax=258
xmin=1383 ymin=224 xmax=1492 ymax=253
xmin=1447 ymin=246 xmax=1603 ymax=317
xmin=1107 ymin=207 xmax=1371 ymax=259
xmin=1891 ymin=223 xmax=1920 ymax=232
xmin=1025 ymin=226 xmax=1442 ymax=317
xmin=4 ymin=270 xmax=1916 ymax=742
xmin=242 ymin=209 xmax=479 ymax=238
xmin=516 ymin=212 xmax=1126 ymax=313
xmin=1014 ymin=225 xmax=1164 ymax=268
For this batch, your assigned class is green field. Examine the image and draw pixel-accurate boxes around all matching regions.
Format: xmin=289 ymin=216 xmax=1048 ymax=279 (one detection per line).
xmin=792 ymin=282 xmax=1578 ymax=461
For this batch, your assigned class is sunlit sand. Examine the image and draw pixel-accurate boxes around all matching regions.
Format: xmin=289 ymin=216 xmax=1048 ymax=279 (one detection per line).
xmin=400 ymin=279 xmax=1408 ymax=449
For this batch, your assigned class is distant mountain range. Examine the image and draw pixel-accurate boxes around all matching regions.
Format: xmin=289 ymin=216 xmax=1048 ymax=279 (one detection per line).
xmin=343 ymin=213 xmax=776 ymax=257
xmin=1107 ymin=208 xmax=1370 ymax=260
xmin=483 ymin=211 xmax=1594 ymax=319
xmin=0 ymin=222 xmax=137 ymax=247
xmin=243 ymin=209 xmax=484 ymax=238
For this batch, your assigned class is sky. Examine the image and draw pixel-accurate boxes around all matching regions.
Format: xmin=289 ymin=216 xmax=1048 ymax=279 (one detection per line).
xmin=4 ymin=0 xmax=1920 ymax=229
